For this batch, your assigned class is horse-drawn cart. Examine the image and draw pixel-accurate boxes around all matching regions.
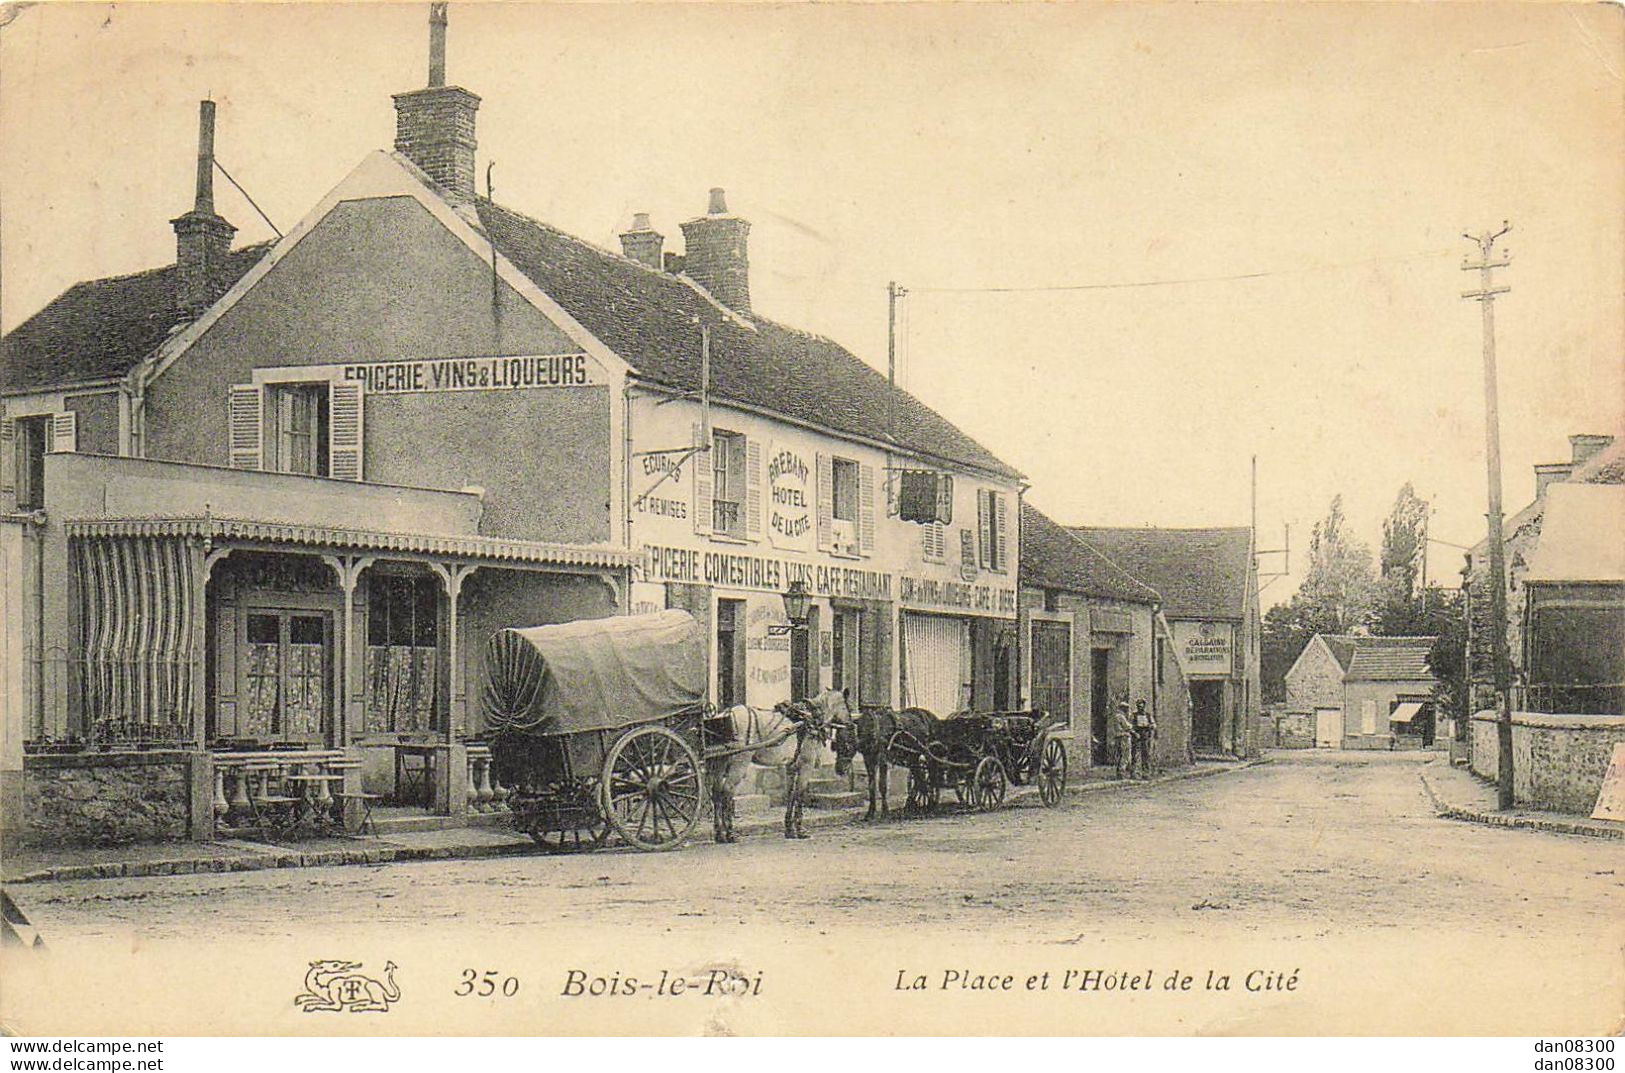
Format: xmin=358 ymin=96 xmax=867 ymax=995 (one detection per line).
xmin=483 ymin=610 xmax=727 ymax=852
xmin=484 ymin=610 xmax=837 ymax=852
xmin=889 ymin=710 xmax=1069 ymax=813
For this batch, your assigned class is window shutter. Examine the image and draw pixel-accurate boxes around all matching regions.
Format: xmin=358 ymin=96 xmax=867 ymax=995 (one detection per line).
xmin=328 ymin=381 xmax=364 ymax=481
xmin=977 ymin=491 xmax=991 ymax=568
xmin=859 ymin=462 xmax=876 ymax=554
xmin=816 ymin=452 xmax=834 ymax=551
xmin=228 ymin=385 xmax=263 ymax=470
xmin=994 ymin=492 xmax=1008 ymax=572
xmin=692 ymin=422 xmax=713 ymax=535
xmin=50 ymin=411 xmax=77 ymax=454
xmin=0 ymin=419 xmax=14 ymax=497
xmin=746 ymin=437 xmax=763 ymax=539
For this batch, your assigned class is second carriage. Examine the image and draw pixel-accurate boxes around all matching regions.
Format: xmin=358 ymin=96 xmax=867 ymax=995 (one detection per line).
xmin=887 ymin=709 xmax=1070 ymax=813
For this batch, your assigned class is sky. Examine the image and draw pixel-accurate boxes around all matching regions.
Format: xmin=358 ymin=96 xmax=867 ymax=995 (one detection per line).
xmin=2 ymin=2 xmax=1620 ymax=607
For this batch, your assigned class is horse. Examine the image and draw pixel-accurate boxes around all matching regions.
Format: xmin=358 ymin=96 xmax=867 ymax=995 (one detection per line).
xmin=829 ymin=705 xmax=938 ymax=821
xmin=703 ymin=689 xmax=845 ymax=842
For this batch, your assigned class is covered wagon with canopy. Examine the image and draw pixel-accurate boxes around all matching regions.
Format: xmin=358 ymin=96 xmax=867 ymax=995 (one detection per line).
xmin=482 ymin=610 xmax=713 ymax=851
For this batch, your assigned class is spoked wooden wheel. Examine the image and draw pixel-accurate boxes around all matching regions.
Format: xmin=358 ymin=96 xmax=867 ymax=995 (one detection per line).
xmin=601 ymin=725 xmax=703 ymax=851
xmin=971 ymin=755 xmax=1007 ymax=812
xmin=1037 ymin=739 xmax=1067 ymax=807
xmin=529 ymin=816 xmax=609 ymax=853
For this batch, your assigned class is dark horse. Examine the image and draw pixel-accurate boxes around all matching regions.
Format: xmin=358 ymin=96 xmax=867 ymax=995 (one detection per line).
xmin=830 ymin=706 xmax=937 ymax=820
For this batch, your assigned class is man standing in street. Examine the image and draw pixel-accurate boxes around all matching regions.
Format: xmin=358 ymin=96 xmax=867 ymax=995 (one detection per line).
xmin=1112 ymin=701 xmax=1135 ymax=779
xmin=1131 ymin=698 xmax=1158 ymax=779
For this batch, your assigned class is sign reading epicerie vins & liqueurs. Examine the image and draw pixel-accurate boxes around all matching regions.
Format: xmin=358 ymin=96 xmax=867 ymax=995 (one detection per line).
xmin=1172 ymin=619 xmax=1234 ymax=679
xmin=341 ymin=354 xmax=595 ymax=394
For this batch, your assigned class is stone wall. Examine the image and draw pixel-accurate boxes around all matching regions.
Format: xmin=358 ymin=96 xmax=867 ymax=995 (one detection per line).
xmin=1269 ymin=709 xmax=1315 ymax=749
xmin=1470 ymin=710 xmax=1625 ymax=814
xmin=23 ymin=751 xmax=199 ymax=848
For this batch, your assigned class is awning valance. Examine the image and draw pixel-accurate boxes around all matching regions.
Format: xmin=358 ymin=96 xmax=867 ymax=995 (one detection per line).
xmin=1390 ymin=702 xmax=1425 ymax=724
xmin=65 ymin=516 xmax=638 ymax=571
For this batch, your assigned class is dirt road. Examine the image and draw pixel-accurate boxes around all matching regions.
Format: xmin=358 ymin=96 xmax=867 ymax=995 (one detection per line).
xmin=16 ymin=751 xmax=1623 ymax=946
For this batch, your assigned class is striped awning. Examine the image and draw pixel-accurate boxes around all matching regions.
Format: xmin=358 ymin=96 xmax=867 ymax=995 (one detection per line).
xmin=65 ymin=516 xmax=638 ymax=570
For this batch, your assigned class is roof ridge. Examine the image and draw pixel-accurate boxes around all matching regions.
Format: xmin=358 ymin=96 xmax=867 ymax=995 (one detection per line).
xmin=1071 ymin=524 xmax=1251 ymax=534
xmin=50 ymin=240 xmax=276 ymax=292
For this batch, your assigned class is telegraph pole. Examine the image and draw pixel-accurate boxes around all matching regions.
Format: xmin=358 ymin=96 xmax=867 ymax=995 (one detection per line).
xmin=886 ymin=281 xmax=908 ymax=444
xmin=1462 ymin=222 xmax=1515 ymax=809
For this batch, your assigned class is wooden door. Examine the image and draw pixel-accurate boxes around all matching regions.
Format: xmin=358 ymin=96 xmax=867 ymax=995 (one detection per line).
xmin=1031 ymin=620 xmax=1072 ymax=726
xmin=241 ymin=609 xmax=333 ymax=745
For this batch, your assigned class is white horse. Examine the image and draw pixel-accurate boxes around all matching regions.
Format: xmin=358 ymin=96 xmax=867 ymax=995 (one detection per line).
xmin=704 ymin=689 xmax=848 ymax=841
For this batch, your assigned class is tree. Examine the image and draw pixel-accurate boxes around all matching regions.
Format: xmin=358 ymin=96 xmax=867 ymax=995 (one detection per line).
xmin=1260 ymin=495 xmax=1381 ymax=701
xmin=1300 ymin=495 xmax=1380 ymax=634
xmin=1376 ymin=483 xmax=1432 ymax=635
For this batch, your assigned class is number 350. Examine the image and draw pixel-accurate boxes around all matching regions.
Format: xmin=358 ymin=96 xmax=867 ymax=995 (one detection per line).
xmin=455 ymin=969 xmax=520 ymax=997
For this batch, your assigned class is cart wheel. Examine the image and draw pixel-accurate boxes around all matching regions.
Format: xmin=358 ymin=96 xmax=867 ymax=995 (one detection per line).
xmin=529 ymin=816 xmax=609 ymax=853
xmin=601 ymin=725 xmax=703 ymax=851
xmin=1037 ymin=739 xmax=1067 ymax=807
xmin=972 ymin=755 xmax=1007 ymax=811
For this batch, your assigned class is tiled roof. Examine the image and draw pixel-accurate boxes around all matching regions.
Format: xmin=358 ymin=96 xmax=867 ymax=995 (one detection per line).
xmin=0 ymin=245 xmax=272 ymax=394
xmin=1343 ymin=635 xmax=1438 ymax=682
xmin=1317 ymin=633 xmax=1359 ymax=672
xmin=1067 ymin=525 xmax=1252 ymax=620
xmin=1019 ymin=502 xmax=1160 ymax=604
xmin=475 ymin=198 xmax=1022 ymax=481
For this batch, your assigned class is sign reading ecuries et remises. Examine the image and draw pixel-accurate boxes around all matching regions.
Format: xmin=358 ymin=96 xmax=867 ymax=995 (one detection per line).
xmin=341 ymin=354 xmax=596 ymax=394
xmin=1172 ymin=619 xmax=1234 ymax=678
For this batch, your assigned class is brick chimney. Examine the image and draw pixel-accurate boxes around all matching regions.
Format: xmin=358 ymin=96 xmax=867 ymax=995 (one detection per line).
xmin=393 ymin=3 xmax=481 ymax=201
xmin=1569 ymin=433 xmax=1614 ymax=466
xmin=619 ymin=213 xmax=664 ymax=269
xmin=1534 ymin=462 xmax=1574 ymax=498
xmin=169 ymin=100 xmax=237 ymax=319
xmin=679 ymin=188 xmax=750 ymax=313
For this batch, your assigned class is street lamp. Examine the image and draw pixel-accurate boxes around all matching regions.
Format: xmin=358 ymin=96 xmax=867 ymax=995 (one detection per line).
xmin=769 ymin=579 xmax=812 ymax=636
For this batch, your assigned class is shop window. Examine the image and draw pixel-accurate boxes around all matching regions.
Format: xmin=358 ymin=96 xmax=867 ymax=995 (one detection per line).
xmin=365 ymin=574 xmax=439 ymax=733
xmin=716 ymin=598 xmax=746 ymax=707
xmin=13 ymin=415 xmax=51 ymax=510
xmin=711 ymin=429 xmax=747 ymax=537
xmin=270 ymin=382 xmax=330 ymax=476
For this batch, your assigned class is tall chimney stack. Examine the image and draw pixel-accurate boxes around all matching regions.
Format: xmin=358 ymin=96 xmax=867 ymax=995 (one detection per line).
xmin=170 ymin=100 xmax=237 ymax=318
xmin=619 ymin=213 xmax=665 ymax=269
xmin=393 ymin=2 xmax=481 ymax=200
xmin=679 ymin=187 xmax=751 ymax=313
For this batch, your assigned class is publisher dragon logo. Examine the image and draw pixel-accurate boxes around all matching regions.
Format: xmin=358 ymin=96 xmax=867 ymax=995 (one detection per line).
xmin=294 ymin=959 xmax=400 ymax=1013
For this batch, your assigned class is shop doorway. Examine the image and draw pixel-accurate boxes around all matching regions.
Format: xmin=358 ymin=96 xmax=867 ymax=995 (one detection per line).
xmin=1031 ymin=620 xmax=1072 ymax=727
xmin=790 ymin=605 xmax=819 ymax=702
xmin=716 ymin=599 xmax=746 ymax=707
xmin=1192 ymin=680 xmax=1225 ymax=751
xmin=240 ymin=608 xmax=334 ymax=745
xmin=1090 ymin=647 xmax=1110 ymax=765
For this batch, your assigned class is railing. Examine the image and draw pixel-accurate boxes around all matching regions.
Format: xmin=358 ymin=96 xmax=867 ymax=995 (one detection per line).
xmin=212 ymin=749 xmax=353 ymax=832
xmin=26 ymin=651 xmax=201 ymax=745
xmin=465 ymin=744 xmax=511 ymax=813
xmin=712 ymin=499 xmax=743 ymax=536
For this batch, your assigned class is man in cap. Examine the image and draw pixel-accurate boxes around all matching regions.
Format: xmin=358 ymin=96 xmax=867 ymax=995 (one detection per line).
xmin=1111 ymin=701 xmax=1135 ymax=780
xmin=1131 ymin=698 xmax=1158 ymax=779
